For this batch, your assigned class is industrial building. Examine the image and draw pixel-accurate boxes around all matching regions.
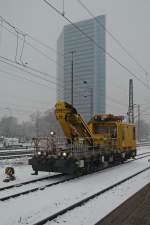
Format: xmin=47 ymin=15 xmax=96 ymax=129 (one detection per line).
xmin=57 ymin=15 xmax=106 ymax=121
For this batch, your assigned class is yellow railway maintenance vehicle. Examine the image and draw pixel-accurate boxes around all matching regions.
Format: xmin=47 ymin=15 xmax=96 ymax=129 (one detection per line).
xmin=29 ymin=101 xmax=136 ymax=175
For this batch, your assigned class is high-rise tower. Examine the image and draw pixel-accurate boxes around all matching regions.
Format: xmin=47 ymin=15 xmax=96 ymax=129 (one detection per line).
xmin=57 ymin=15 xmax=106 ymax=121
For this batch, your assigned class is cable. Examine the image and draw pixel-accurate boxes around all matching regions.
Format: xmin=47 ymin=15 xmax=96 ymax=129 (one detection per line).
xmin=0 ymin=67 xmax=53 ymax=90
xmin=0 ymin=66 xmax=63 ymax=98
xmin=140 ymin=104 xmax=150 ymax=115
xmin=108 ymin=83 xmax=128 ymax=96
xmin=0 ymin=95 xmax=51 ymax=108
xmin=0 ymin=94 xmax=51 ymax=106
xmin=0 ymin=40 xmax=61 ymax=82
xmin=106 ymin=102 xmax=127 ymax=111
xmin=0 ymin=21 xmax=64 ymax=83
xmin=0 ymin=15 xmax=133 ymax=99
xmin=0 ymin=56 xmax=63 ymax=89
xmin=77 ymin=0 xmax=149 ymax=77
xmin=0 ymin=15 xmax=64 ymax=57
xmin=1 ymin=23 xmax=64 ymax=76
xmin=134 ymin=104 xmax=150 ymax=120
xmin=0 ymin=101 xmax=48 ymax=113
xmin=0 ymin=106 xmax=35 ymax=115
xmin=0 ymin=56 xmax=127 ymax=110
xmin=1 ymin=13 xmax=147 ymax=114
xmin=107 ymin=96 xmax=128 ymax=108
xmin=42 ymin=0 xmax=150 ymax=92
xmin=0 ymin=17 xmax=3 ymax=48
xmin=20 ymin=33 xmax=26 ymax=64
xmin=0 ymin=56 xmax=133 ymax=114
xmin=25 ymin=41 xmax=63 ymax=68
xmin=14 ymin=28 xmax=19 ymax=63
xmin=27 ymin=32 xmax=64 ymax=57
xmin=2 ymin=23 xmax=64 ymax=69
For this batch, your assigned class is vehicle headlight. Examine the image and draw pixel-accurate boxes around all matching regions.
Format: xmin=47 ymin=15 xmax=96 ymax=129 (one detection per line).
xmin=37 ymin=151 xmax=42 ymax=155
xmin=62 ymin=152 xmax=67 ymax=157
xmin=50 ymin=131 xmax=55 ymax=136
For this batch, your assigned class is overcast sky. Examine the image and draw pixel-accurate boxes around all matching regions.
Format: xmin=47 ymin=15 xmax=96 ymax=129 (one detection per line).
xmin=0 ymin=0 xmax=150 ymax=123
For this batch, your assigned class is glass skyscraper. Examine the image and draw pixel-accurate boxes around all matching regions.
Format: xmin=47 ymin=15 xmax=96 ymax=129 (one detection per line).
xmin=57 ymin=15 xmax=106 ymax=122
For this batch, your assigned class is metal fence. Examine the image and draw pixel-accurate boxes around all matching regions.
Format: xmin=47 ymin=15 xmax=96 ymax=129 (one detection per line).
xmin=32 ymin=136 xmax=113 ymax=156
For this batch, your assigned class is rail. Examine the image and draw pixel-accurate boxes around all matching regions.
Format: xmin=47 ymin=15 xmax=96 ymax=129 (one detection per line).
xmin=33 ymin=165 xmax=150 ymax=225
xmin=1 ymin=153 xmax=150 ymax=202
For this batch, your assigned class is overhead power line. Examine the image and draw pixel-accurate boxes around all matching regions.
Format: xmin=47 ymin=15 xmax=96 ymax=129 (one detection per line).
xmin=0 ymin=55 xmax=128 ymax=110
xmin=106 ymin=102 xmax=127 ymax=111
xmin=0 ymin=15 xmax=131 ymax=100
xmin=107 ymin=96 xmax=128 ymax=108
xmin=0 ymin=67 xmax=52 ymax=90
xmin=42 ymin=0 xmax=150 ymax=92
xmin=0 ymin=15 xmax=62 ymax=56
xmin=0 ymin=106 xmax=36 ymax=115
xmin=0 ymin=101 xmax=49 ymax=112
xmin=0 ymin=56 xmax=63 ymax=90
xmin=1 ymin=23 xmax=64 ymax=69
xmin=0 ymin=18 xmax=3 ymax=48
xmin=77 ymin=0 xmax=149 ymax=78
xmin=0 ymin=95 xmax=51 ymax=107
xmin=1 ymin=12 xmax=148 ymax=114
xmin=0 ymin=16 xmax=64 ymax=85
xmin=0 ymin=58 xmax=128 ymax=111
xmin=140 ymin=104 xmax=150 ymax=115
xmin=28 ymin=29 xmax=64 ymax=57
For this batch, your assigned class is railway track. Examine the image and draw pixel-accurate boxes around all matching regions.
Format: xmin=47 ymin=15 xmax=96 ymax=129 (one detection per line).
xmin=0 ymin=174 xmax=75 ymax=201
xmin=0 ymin=153 xmax=150 ymax=203
xmin=137 ymin=142 xmax=150 ymax=147
xmin=33 ymin=165 xmax=150 ymax=225
xmin=0 ymin=146 xmax=31 ymax=150
xmin=0 ymin=173 xmax=64 ymax=192
xmin=0 ymin=148 xmax=33 ymax=160
xmin=0 ymin=154 xmax=32 ymax=160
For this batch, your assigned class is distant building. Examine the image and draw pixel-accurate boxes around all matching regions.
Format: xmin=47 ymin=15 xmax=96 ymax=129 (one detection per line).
xmin=57 ymin=15 xmax=106 ymax=121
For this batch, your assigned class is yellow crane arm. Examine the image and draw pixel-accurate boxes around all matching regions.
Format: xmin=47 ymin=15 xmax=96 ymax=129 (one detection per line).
xmin=55 ymin=101 xmax=94 ymax=144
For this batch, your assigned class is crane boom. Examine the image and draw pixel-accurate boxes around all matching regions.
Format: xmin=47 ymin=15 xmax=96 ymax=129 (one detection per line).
xmin=55 ymin=101 xmax=94 ymax=144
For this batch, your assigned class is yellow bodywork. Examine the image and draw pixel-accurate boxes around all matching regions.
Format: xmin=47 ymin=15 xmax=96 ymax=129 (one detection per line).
xmin=55 ymin=101 xmax=136 ymax=152
xmin=117 ymin=123 xmax=136 ymax=151
xmin=55 ymin=101 xmax=94 ymax=144
xmin=88 ymin=118 xmax=136 ymax=151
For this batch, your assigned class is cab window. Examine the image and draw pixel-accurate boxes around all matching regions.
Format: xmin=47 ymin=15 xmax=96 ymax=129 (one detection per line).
xmin=94 ymin=125 xmax=117 ymax=138
xmin=110 ymin=127 xmax=117 ymax=138
xmin=133 ymin=127 xmax=136 ymax=140
xmin=122 ymin=128 xmax=125 ymax=140
xmin=94 ymin=126 xmax=108 ymax=133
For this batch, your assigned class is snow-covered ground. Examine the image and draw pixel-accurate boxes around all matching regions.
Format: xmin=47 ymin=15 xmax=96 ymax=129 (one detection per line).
xmin=46 ymin=169 xmax=150 ymax=225
xmin=137 ymin=146 xmax=150 ymax=154
xmin=0 ymin=174 xmax=67 ymax=200
xmin=0 ymin=146 xmax=149 ymax=225
xmin=0 ymin=157 xmax=53 ymax=188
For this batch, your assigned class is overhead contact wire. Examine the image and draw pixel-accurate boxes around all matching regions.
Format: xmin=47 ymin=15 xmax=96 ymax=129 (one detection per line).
xmin=42 ymin=0 xmax=150 ymax=92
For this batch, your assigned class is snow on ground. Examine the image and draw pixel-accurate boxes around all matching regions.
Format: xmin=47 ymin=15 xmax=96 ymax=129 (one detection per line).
xmin=0 ymin=149 xmax=150 ymax=225
xmin=0 ymin=157 xmax=54 ymax=188
xmin=0 ymin=175 xmax=66 ymax=200
xmin=47 ymin=169 xmax=150 ymax=225
xmin=137 ymin=146 xmax=150 ymax=154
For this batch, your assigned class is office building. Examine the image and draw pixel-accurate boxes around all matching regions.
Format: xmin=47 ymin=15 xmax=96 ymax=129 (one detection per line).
xmin=57 ymin=15 xmax=106 ymax=121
